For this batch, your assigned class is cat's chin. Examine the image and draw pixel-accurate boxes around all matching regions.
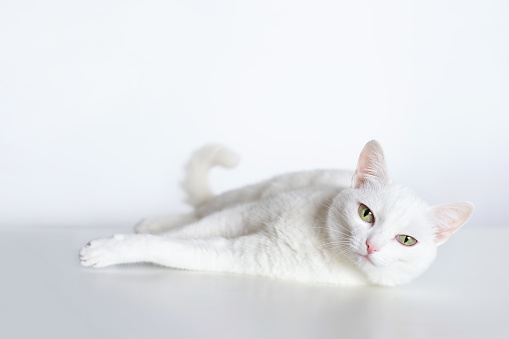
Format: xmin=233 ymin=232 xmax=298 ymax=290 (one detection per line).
xmin=355 ymin=257 xmax=406 ymax=286
xmin=353 ymin=252 xmax=436 ymax=286
xmin=354 ymin=253 xmax=377 ymax=269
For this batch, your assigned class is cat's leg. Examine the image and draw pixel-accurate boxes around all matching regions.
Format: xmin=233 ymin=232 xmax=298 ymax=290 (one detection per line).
xmin=80 ymin=232 xmax=292 ymax=279
xmin=79 ymin=233 xmax=258 ymax=271
xmin=81 ymin=201 xmax=273 ymax=268
xmin=134 ymin=213 xmax=198 ymax=234
xmin=161 ymin=203 xmax=261 ymax=239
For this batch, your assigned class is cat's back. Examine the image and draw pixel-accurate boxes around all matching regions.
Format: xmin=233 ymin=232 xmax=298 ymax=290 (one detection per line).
xmin=197 ymin=169 xmax=353 ymax=217
xmin=259 ymin=169 xmax=353 ymax=198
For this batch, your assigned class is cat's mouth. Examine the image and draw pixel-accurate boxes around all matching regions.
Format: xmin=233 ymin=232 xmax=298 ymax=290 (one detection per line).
xmin=357 ymin=253 xmax=379 ymax=267
xmin=355 ymin=252 xmax=395 ymax=269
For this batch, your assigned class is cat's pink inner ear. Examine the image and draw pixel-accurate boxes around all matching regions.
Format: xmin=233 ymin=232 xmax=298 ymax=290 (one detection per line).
xmin=352 ymin=140 xmax=389 ymax=188
xmin=431 ymin=201 xmax=474 ymax=246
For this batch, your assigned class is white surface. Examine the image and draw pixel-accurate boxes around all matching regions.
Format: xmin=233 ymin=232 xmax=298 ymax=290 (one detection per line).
xmin=1 ymin=1 xmax=508 ymax=229
xmin=2 ymin=226 xmax=506 ymax=339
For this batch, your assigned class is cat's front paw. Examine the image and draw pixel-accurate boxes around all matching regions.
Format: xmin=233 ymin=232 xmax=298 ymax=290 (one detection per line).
xmin=80 ymin=234 xmax=126 ymax=268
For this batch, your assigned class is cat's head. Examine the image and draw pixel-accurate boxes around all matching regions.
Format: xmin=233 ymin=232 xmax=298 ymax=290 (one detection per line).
xmin=328 ymin=140 xmax=474 ymax=286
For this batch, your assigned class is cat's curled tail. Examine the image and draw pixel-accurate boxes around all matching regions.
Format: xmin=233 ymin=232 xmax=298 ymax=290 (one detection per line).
xmin=181 ymin=145 xmax=240 ymax=208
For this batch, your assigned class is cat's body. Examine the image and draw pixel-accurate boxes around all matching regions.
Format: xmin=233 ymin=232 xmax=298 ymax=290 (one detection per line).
xmin=80 ymin=141 xmax=474 ymax=286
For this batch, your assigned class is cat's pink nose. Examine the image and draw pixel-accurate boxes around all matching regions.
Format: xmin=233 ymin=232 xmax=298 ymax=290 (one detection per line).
xmin=366 ymin=241 xmax=379 ymax=254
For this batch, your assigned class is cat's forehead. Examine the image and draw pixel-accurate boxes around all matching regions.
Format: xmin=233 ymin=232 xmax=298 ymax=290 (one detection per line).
xmin=356 ymin=183 xmax=431 ymax=232
xmin=356 ymin=183 xmax=425 ymax=208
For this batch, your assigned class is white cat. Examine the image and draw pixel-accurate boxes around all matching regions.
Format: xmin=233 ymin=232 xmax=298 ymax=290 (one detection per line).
xmin=80 ymin=141 xmax=474 ymax=286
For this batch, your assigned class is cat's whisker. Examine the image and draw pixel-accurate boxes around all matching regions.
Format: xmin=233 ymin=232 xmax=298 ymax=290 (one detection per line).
xmin=317 ymin=240 xmax=351 ymax=251
xmin=318 ymin=241 xmax=350 ymax=249
xmin=336 ymin=226 xmax=353 ymax=236
xmin=310 ymin=226 xmax=351 ymax=238
xmin=332 ymin=247 xmax=353 ymax=260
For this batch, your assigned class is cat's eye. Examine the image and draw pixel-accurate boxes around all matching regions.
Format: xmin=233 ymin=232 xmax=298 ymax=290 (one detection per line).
xmin=358 ymin=204 xmax=374 ymax=223
xmin=396 ymin=235 xmax=418 ymax=246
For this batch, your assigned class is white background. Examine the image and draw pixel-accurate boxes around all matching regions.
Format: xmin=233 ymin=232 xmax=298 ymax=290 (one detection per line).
xmin=1 ymin=0 xmax=507 ymax=229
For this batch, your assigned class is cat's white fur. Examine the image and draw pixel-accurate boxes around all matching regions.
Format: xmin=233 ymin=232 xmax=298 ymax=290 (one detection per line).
xmin=80 ymin=141 xmax=474 ymax=286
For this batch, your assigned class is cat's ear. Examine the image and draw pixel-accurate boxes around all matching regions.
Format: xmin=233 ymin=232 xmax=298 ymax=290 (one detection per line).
xmin=430 ymin=201 xmax=474 ymax=246
xmin=352 ymin=140 xmax=390 ymax=188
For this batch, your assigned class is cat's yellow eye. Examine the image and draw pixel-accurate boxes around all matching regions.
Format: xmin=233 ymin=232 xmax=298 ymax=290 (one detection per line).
xmin=358 ymin=204 xmax=374 ymax=223
xmin=396 ymin=235 xmax=418 ymax=246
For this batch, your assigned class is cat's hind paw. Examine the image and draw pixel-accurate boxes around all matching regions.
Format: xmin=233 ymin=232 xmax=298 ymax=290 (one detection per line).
xmin=134 ymin=218 xmax=161 ymax=234
xmin=134 ymin=214 xmax=197 ymax=234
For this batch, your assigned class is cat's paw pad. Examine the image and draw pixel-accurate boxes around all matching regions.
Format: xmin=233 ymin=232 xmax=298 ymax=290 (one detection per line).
xmin=80 ymin=236 xmax=123 ymax=268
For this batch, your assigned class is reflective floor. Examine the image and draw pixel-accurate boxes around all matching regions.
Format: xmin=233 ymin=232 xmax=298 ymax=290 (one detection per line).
xmin=1 ymin=226 xmax=506 ymax=339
